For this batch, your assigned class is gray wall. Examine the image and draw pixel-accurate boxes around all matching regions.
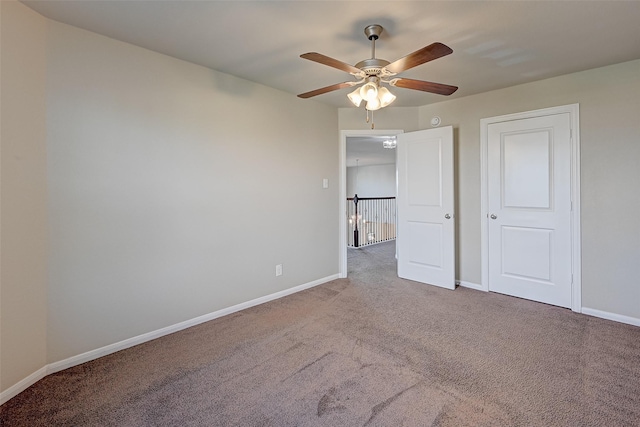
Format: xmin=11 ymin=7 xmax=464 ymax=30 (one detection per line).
xmin=1 ymin=2 xmax=339 ymax=393
xmin=339 ymin=107 xmax=420 ymax=133
xmin=0 ymin=1 xmax=49 ymax=392
xmin=44 ymin=21 xmax=339 ymax=363
xmin=346 ymin=164 xmax=396 ymax=198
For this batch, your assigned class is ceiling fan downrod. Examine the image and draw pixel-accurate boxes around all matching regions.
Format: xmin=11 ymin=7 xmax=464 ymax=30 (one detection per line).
xmin=355 ymin=25 xmax=391 ymax=76
xmin=364 ymin=24 xmax=383 ymax=59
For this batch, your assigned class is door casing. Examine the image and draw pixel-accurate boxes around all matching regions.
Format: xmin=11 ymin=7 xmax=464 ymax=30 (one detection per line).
xmin=480 ymin=104 xmax=582 ymax=312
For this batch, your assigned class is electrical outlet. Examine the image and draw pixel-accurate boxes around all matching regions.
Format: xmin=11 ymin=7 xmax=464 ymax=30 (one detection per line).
xmin=275 ymin=264 xmax=283 ymax=276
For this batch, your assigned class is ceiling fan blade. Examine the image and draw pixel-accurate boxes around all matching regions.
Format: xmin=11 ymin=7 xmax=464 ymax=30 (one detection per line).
xmin=297 ymin=82 xmax=355 ymax=99
xmin=384 ymin=42 xmax=453 ymax=74
xmin=389 ymin=78 xmax=458 ymax=96
xmin=301 ymin=52 xmax=363 ymax=75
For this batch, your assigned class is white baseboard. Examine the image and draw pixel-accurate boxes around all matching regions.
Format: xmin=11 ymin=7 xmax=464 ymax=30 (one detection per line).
xmin=457 ymin=280 xmax=485 ymax=291
xmin=581 ymin=307 xmax=640 ymax=327
xmin=1 ymin=274 xmax=339 ymax=405
xmin=0 ymin=366 xmax=48 ymax=406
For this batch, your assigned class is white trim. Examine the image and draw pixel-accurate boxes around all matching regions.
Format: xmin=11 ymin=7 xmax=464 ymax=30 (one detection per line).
xmin=480 ymin=117 xmax=490 ymax=292
xmin=480 ymin=104 xmax=582 ymax=312
xmin=339 ymin=129 xmax=404 ymax=278
xmin=0 ymin=274 xmax=339 ymax=405
xmin=582 ymin=307 xmax=640 ymax=328
xmin=569 ymin=107 xmax=582 ymax=312
xmin=0 ymin=366 xmax=48 ymax=405
xmin=457 ymin=280 xmax=484 ymax=291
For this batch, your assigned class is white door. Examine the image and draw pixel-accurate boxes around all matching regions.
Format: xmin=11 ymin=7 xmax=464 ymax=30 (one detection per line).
xmin=397 ymin=126 xmax=455 ymax=289
xmin=487 ymin=113 xmax=572 ymax=307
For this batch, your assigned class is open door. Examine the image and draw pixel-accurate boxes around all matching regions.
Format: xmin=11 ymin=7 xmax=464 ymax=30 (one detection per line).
xmin=397 ymin=126 xmax=455 ymax=289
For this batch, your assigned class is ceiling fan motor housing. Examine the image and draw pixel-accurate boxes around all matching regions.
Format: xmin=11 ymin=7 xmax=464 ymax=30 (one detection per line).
xmin=355 ymin=58 xmax=391 ymax=77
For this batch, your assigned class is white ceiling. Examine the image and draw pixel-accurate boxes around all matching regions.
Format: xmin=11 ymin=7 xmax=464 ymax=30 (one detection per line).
xmin=22 ymin=0 xmax=640 ymax=110
xmin=21 ymin=1 xmax=640 ymax=167
xmin=346 ymin=136 xmax=397 ymax=168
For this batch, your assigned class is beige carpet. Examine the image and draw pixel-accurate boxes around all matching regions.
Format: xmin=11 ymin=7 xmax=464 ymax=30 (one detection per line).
xmin=2 ymin=241 xmax=640 ymax=426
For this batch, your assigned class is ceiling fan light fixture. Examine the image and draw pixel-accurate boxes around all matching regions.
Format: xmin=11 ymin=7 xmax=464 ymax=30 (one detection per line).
xmin=298 ymin=25 xmax=457 ymax=128
xmin=347 ymin=88 xmax=363 ymax=107
xmin=383 ymin=139 xmax=397 ymax=149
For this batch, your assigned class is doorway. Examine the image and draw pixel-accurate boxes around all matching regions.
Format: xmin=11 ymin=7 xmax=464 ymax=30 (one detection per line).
xmin=480 ymin=104 xmax=581 ymax=311
xmin=339 ymin=130 xmax=403 ymax=278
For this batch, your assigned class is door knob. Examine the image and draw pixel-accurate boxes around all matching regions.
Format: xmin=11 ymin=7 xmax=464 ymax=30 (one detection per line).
xmin=445 ymin=213 xmax=451 ymax=219
xmin=490 ymin=214 xmax=497 ymax=219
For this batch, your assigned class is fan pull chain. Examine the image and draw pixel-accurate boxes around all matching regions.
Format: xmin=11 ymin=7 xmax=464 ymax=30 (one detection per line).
xmin=365 ymin=109 xmax=375 ymax=129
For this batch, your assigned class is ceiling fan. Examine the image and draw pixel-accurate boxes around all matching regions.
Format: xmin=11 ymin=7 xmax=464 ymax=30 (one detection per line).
xmin=298 ymin=24 xmax=458 ymax=111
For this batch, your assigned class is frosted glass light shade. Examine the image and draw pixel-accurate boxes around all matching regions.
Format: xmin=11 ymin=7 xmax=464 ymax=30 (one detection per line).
xmin=347 ymin=88 xmax=363 ymax=107
xmin=378 ymin=86 xmax=396 ymax=108
xmin=359 ymin=82 xmax=378 ymax=102
xmin=365 ymin=97 xmax=381 ymax=111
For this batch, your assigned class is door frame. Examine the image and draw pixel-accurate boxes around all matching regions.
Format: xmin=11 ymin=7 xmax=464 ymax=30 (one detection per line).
xmin=339 ymin=129 xmax=404 ymax=278
xmin=479 ymin=104 xmax=582 ymax=312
